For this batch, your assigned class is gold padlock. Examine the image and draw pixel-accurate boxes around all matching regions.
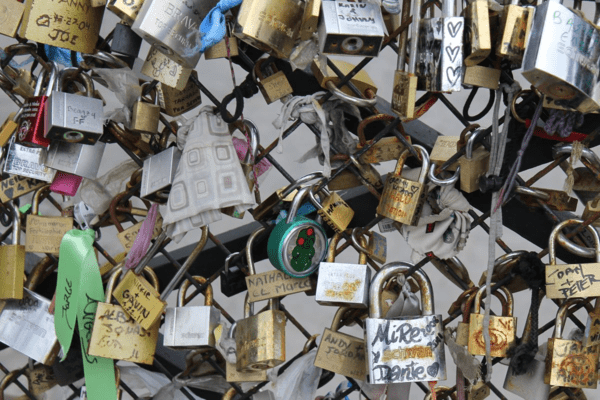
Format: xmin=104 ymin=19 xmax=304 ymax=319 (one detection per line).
xmin=308 ymin=185 xmax=355 ymax=234
xmin=496 ymin=0 xmax=533 ymax=64
xmin=463 ymin=65 xmax=501 ymax=90
xmin=468 ymin=381 xmax=491 ymax=400
xmin=458 ymin=126 xmax=490 ymax=193
xmin=376 ymin=145 xmax=430 ymax=226
xmin=131 ymin=84 xmax=160 ymax=134
xmin=355 ymin=114 xmax=409 ymax=164
xmin=107 ymin=0 xmax=144 ymax=23
xmin=299 ymin=0 xmax=321 ymax=41
xmin=88 ymin=266 xmax=160 ymax=365
xmin=254 ymin=59 xmax=293 ymax=104
xmin=0 ymin=111 xmax=19 ymax=149
xmin=0 ymin=204 xmax=25 ymax=300
xmin=0 ymin=0 xmax=25 ymax=38
xmin=430 ymin=135 xmax=460 ymax=171
xmin=311 ymin=58 xmax=378 ymax=99
xmin=141 ymin=46 xmax=193 ymax=91
xmin=205 ymin=18 xmax=239 ymax=60
xmin=156 ymin=70 xmax=202 ymax=116
xmin=25 ymin=186 xmax=73 ymax=255
xmin=464 ymin=0 xmax=492 ymax=67
xmin=224 ymin=323 xmax=268 ymax=383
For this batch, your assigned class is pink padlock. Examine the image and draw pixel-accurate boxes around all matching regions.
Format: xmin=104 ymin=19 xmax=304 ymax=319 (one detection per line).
xmin=50 ymin=172 xmax=82 ymax=197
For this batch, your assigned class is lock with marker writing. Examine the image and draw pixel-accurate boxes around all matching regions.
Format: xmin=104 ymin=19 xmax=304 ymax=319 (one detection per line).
xmin=156 ymin=70 xmax=202 ymax=116
xmin=254 ymin=59 xmax=293 ymax=104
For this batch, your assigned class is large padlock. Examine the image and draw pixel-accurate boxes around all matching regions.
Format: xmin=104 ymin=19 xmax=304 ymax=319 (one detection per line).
xmin=133 ymin=0 xmax=218 ymax=67
xmin=88 ymin=267 xmax=160 ymax=365
xmin=417 ymin=0 xmax=463 ymax=92
xmin=544 ymin=299 xmax=598 ymax=388
xmin=545 ymin=219 xmax=600 ymax=299
xmin=308 ymin=185 xmax=355 ymax=234
xmin=458 ymin=127 xmax=490 ymax=193
xmin=496 ymin=0 xmax=533 ymax=65
xmin=140 ymin=145 xmax=182 ymax=203
xmin=236 ymin=294 xmax=286 ymax=371
xmin=314 ymin=306 xmax=367 ymax=380
xmin=267 ymin=185 xmax=328 ymax=278
xmin=131 ymin=84 xmax=160 ymax=134
xmin=44 ymin=140 xmax=106 ymax=180
xmin=318 ymin=0 xmax=385 ymax=57
xmin=44 ymin=68 xmax=104 ymax=145
xmin=0 ymin=205 xmax=25 ymax=299
xmin=463 ymin=0 xmax=491 ymax=67
xmin=366 ymin=262 xmax=446 ymax=384
xmin=111 ymin=22 xmax=143 ymax=58
xmin=522 ymin=0 xmax=600 ymax=113
xmin=253 ymin=59 xmax=293 ymax=104
xmin=155 ymin=70 xmax=202 ymax=116
xmin=25 ymin=185 xmax=73 ymax=255
xmin=140 ymin=45 xmax=193 ymax=91
xmin=468 ymin=285 xmax=517 ymax=357
xmin=225 ymin=322 xmax=268 ymax=382
xmin=234 ymin=0 xmax=304 ymax=59
xmin=316 ymin=230 xmax=371 ymax=308
xmin=163 ymin=276 xmax=221 ymax=349
xmin=376 ymin=145 xmax=430 ymax=226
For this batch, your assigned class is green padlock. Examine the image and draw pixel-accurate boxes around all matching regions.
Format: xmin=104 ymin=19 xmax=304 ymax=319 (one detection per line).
xmin=267 ymin=185 xmax=328 ymax=278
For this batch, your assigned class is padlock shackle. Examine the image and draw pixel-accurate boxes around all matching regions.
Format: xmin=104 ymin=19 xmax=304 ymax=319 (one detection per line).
xmin=330 ymin=306 xmax=351 ymax=332
xmin=33 ymin=68 xmax=47 ymax=97
xmin=548 ymin=219 xmax=600 ymax=264
xmin=243 ymin=292 xmax=254 ymax=319
xmin=43 ymin=62 xmax=58 ymax=97
xmin=552 ymin=143 xmax=600 ymax=171
xmin=326 ymin=231 xmax=346 ymax=263
xmin=239 ymin=119 xmax=260 ymax=165
xmin=228 ymin=321 xmax=237 ymax=340
xmin=325 ymin=81 xmax=377 ymax=107
xmin=286 ymin=186 xmax=312 ymax=225
xmin=465 ymin=128 xmax=485 ymax=160
xmin=177 ymin=276 xmax=213 ymax=307
xmin=349 ymin=227 xmax=369 ymax=265
xmin=408 ymin=0 xmax=422 ymax=74
xmin=442 ymin=0 xmax=456 ymax=18
xmin=427 ymin=164 xmax=460 ymax=186
xmin=391 ymin=145 xmax=430 ymax=183
xmin=108 ymin=192 xmax=129 ymax=233
xmin=280 ymin=172 xmax=324 ymax=200
xmin=224 ymin=251 xmax=240 ymax=273
xmin=106 ymin=266 xmax=159 ymax=303
xmin=31 ymin=185 xmax=52 ymax=215
xmin=246 ymin=226 xmax=266 ymax=276
xmin=58 ymin=68 xmax=94 ymax=98
xmin=473 ymin=284 xmax=514 ymax=316
xmin=457 ymin=124 xmax=479 ymax=150
xmin=553 ymin=298 xmax=594 ymax=339
xmin=10 ymin=204 xmax=20 ymax=246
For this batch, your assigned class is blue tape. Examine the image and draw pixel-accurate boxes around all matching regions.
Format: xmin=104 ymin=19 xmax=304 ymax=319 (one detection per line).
xmin=197 ymin=0 xmax=242 ymax=53
xmin=44 ymin=45 xmax=83 ymax=67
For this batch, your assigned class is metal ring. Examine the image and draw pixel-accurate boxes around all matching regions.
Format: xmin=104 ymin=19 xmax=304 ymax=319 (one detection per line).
xmin=326 ymin=81 xmax=377 ymax=107
xmin=510 ymin=89 xmax=532 ymax=124
xmin=428 ymin=164 xmax=460 ymax=186
xmin=514 ymin=186 xmax=550 ymax=201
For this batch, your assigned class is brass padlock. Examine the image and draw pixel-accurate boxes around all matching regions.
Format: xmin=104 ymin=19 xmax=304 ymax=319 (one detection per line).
xmin=205 ymin=18 xmax=239 ymax=60
xmin=311 ymin=58 xmax=378 ymax=98
xmin=496 ymin=0 xmax=533 ymax=64
xmin=314 ymin=307 xmax=367 ymax=380
xmin=0 ymin=0 xmax=25 ymax=38
xmin=225 ymin=323 xmax=268 ymax=383
xmin=131 ymin=85 xmax=160 ymax=134
xmin=463 ymin=65 xmax=501 ymax=90
xmin=107 ymin=0 xmax=144 ymax=23
xmin=110 ymin=196 xmax=162 ymax=253
xmin=468 ymin=381 xmax=490 ymax=400
xmin=0 ymin=111 xmax=19 ymax=147
xmin=308 ymin=185 xmax=354 ymax=234
xmin=253 ymin=59 xmax=293 ymax=104
xmin=464 ymin=0 xmax=491 ymax=66
xmin=458 ymin=127 xmax=490 ymax=193
xmin=355 ymin=117 xmax=409 ymax=164
xmin=88 ymin=267 xmax=160 ymax=365
xmin=468 ymin=285 xmax=517 ymax=357
xmin=376 ymin=145 xmax=430 ymax=226
xmin=156 ymin=70 xmax=202 ymax=116
xmin=141 ymin=45 xmax=193 ymax=91
xmin=2 ymin=66 xmax=35 ymax=99
xmin=300 ymin=0 xmax=321 ymax=41
xmin=430 ymin=135 xmax=460 ymax=171
xmin=236 ymin=294 xmax=286 ymax=371
xmin=25 ymin=185 xmax=73 ymax=255
xmin=0 ymin=204 xmax=25 ymax=300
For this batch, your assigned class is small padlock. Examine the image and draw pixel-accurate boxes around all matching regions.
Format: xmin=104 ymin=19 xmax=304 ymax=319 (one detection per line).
xmin=25 ymin=185 xmax=74 ymax=255
xmin=254 ymin=59 xmax=293 ymax=104
xmin=0 ymin=205 xmax=25 ymax=299
xmin=468 ymin=284 xmax=517 ymax=357
xmin=155 ymin=70 xmax=202 ymax=116
xmin=21 ymin=363 xmax=57 ymax=399
xmin=225 ymin=322 xmax=268 ymax=382
xmin=463 ymin=0 xmax=491 ymax=66
xmin=236 ymin=294 xmax=286 ymax=371
xmin=2 ymin=65 xmax=35 ymax=99
xmin=467 ymin=381 xmax=490 ymax=400
xmin=0 ymin=0 xmax=25 ymax=38
xmin=107 ymin=0 xmax=144 ymax=23
xmin=318 ymin=0 xmax=385 ymax=57
xmin=205 ymin=17 xmax=239 ymax=59
xmin=267 ymin=185 xmax=329 ymax=278
xmin=111 ymin=22 xmax=143 ymax=58
xmin=308 ymin=185 xmax=355 ymax=234
xmin=131 ymin=85 xmax=160 ymax=134
xmin=316 ymin=230 xmax=371 ymax=308
xmin=44 ymin=140 xmax=106 ymax=180
xmin=163 ymin=276 xmax=221 ymax=349
xmin=0 ymin=110 xmax=20 ymax=147
xmin=314 ymin=306 xmax=367 ymax=380
xmin=496 ymin=0 xmax=533 ymax=65
xmin=376 ymin=145 xmax=430 ymax=226
xmin=4 ymin=137 xmax=56 ymax=183
xmin=140 ymin=145 xmax=182 ymax=203
xmin=44 ymin=68 xmax=105 ymax=145
xmin=366 ymin=262 xmax=446 ymax=384
xmin=463 ymin=65 xmax=501 ymax=90
xmin=424 ymin=386 xmax=457 ymax=400
xmin=110 ymin=195 xmax=162 ymax=253
xmin=544 ymin=299 xmax=599 ymax=388
xmin=430 ymin=135 xmax=460 ymax=171
xmin=140 ymin=45 xmax=193 ymax=91
xmin=458 ymin=127 xmax=490 ymax=193
xmin=220 ymin=252 xmax=248 ymax=297
xmin=300 ymin=0 xmax=321 ymax=40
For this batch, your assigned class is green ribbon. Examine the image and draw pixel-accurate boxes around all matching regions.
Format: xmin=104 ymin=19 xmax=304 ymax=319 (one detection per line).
xmin=55 ymin=229 xmax=118 ymax=400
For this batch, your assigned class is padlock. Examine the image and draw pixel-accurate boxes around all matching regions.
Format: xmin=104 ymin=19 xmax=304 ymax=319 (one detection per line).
xmin=16 ymin=63 xmax=57 ymax=148
xmin=234 ymin=0 xmax=304 ymax=59
xmin=267 ymin=185 xmax=328 ymax=278
xmin=300 ymin=0 xmax=321 ymax=41
xmin=314 ymin=306 xmax=367 ymax=380
xmin=2 ymin=66 xmax=35 ymax=100
xmin=458 ymin=127 xmax=490 ymax=193
xmin=364 ymin=229 xmax=387 ymax=264
xmin=522 ymin=0 xmax=600 ymax=113
xmin=468 ymin=284 xmax=517 ymax=357
xmin=221 ymin=252 xmax=248 ymax=297
xmin=20 ymin=363 xmax=57 ymax=399
xmin=318 ymin=0 xmax=385 ymax=57
xmin=25 ymin=185 xmax=73 ymax=255
xmin=140 ymin=145 xmax=182 ymax=203
xmin=132 ymin=0 xmax=218 ymax=67
xmin=44 ymin=68 xmax=104 ymax=145
xmin=496 ymin=0 xmax=532 ymax=64
xmin=163 ymin=276 xmax=221 ymax=349
xmin=366 ymin=262 xmax=446 ymax=384
xmin=254 ymin=59 xmax=293 ymax=104
xmin=155 ymin=70 xmax=202 ymax=116
xmin=110 ymin=197 xmax=162 ymax=253
xmin=205 ymin=17 xmax=239 ymax=59
xmin=376 ymin=145 xmax=430 ymax=226
xmin=141 ymin=45 xmax=193 ymax=91
xmin=417 ymin=0 xmax=463 ymax=92
xmin=515 ymin=186 xmax=578 ymax=212
xmin=0 ymin=110 xmax=20 ymax=147
xmin=545 ymin=219 xmax=600 ymax=299
xmin=111 ymin=22 xmax=143 ymax=58
xmin=131 ymin=85 xmax=160 ymax=134
xmin=0 ymin=0 xmax=25 ymax=38
xmin=236 ymin=293 xmax=286 ymax=371
xmin=463 ymin=0 xmax=491 ymax=67
xmin=107 ymin=0 xmax=144 ymax=23
xmin=4 ymin=137 xmax=56 ymax=183
xmin=88 ymin=267 xmax=160 ymax=365
xmin=312 ymin=58 xmax=378 ymax=98
xmin=544 ymin=299 xmax=599 ymax=388
xmin=0 ymin=205 xmax=25 ymax=299
xmin=463 ymin=65 xmax=501 ymax=90
xmin=225 ymin=322 xmax=268 ymax=382
xmin=49 ymin=172 xmax=82 ymax=197
xmin=430 ymin=135 xmax=460 ymax=171
xmin=44 ymin=140 xmax=106 ymax=180
xmin=308 ymin=185 xmax=355 ymax=234
xmin=316 ymin=230 xmax=371 ymax=308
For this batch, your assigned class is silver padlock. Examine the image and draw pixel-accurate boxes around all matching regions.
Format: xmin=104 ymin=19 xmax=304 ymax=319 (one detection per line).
xmin=522 ymin=0 xmax=600 ymax=113
xmin=43 ymin=141 xmax=106 ymax=180
xmin=366 ymin=262 xmax=446 ymax=384
xmin=44 ymin=68 xmax=104 ymax=146
xmin=318 ymin=0 xmax=385 ymax=57
xmin=141 ymin=146 xmax=182 ymax=203
xmin=163 ymin=276 xmax=221 ymax=349
xmin=4 ymin=137 xmax=56 ymax=182
xmin=315 ymin=229 xmax=371 ymax=308
xmin=132 ymin=0 xmax=218 ymax=68
xmin=417 ymin=0 xmax=464 ymax=92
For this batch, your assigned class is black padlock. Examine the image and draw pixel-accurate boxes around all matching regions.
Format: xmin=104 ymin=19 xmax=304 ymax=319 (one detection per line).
xmin=111 ymin=22 xmax=143 ymax=58
xmin=220 ymin=252 xmax=248 ymax=297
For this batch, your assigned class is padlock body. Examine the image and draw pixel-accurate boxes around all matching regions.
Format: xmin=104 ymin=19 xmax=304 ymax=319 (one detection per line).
xmin=357 ymin=137 xmax=408 ymax=164
xmin=468 ymin=380 xmax=491 ymax=400
xmin=113 ymin=270 xmax=166 ymax=331
xmin=468 ymin=314 xmax=516 ymax=357
xmin=314 ymin=328 xmax=366 ymax=380
xmin=246 ymin=270 xmax=313 ymax=302
xmin=50 ymin=172 xmax=82 ymax=197
xmin=317 ymin=192 xmax=354 ymax=233
xmin=236 ymin=309 xmax=286 ymax=371
xmin=392 ymin=71 xmax=417 ymax=119
xmin=131 ymin=101 xmax=160 ymax=133
xmin=111 ymin=23 xmax=143 ymax=58
xmin=318 ymin=1 xmax=384 ymax=57
xmin=456 ymin=321 xmax=469 ymax=347
xmin=377 ymin=176 xmax=427 ymax=226
xmin=464 ymin=0 xmax=491 ymax=66
xmin=44 ymin=141 xmax=106 ymax=179
xmin=44 ymin=92 xmax=104 ymax=145
xmin=545 ymin=263 xmax=600 ymax=299
xmin=544 ymin=338 xmax=598 ymax=388
xmin=141 ymin=146 xmax=182 ymax=202
xmin=0 ymin=0 xmax=25 ymax=38
xmin=497 ymin=4 xmax=532 ymax=63
xmin=226 ymin=361 xmax=267 ymax=382
xmin=163 ymin=305 xmax=221 ymax=348
xmin=141 ymin=46 xmax=192 ymax=90
xmin=258 ymin=71 xmax=293 ymax=104
xmin=221 ymin=264 xmax=248 ymax=297
xmin=205 ymin=36 xmax=239 ymax=60
xmin=4 ymin=142 xmax=55 ymax=182
xmin=463 ymin=65 xmax=501 ymax=90
xmin=522 ymin=1 xmax=600 ymax=113
xmin=107 ymin=0 xmax=144 ymax=23
xmin=17 ymin=95 xmax=51 ymax=148
xmin=267 ymin=217 xmax=328 ymax=278
xmin=459 ymin=146 xmax=490 ymax=193
xmin=88 ymin=303 xmax=158 ymax=365
xmin=503 ymin=357 xmax=550 ymax=400
xmin=117 ymin=215 xmax=163 ymax=253
xmin=316 ymin=262 xmax=370 ymax=308
xmin=156 ymin=72 xmax=202 ymax=116
xmin=0 ymin=288 xmax=59 ymax=364
xmin=430 ymin=136 xmax=460 ymax=171
xmin=0 ymin=117 xmax=18 ymax=148
xmin=367 ymin=231 xmax=387 ymax=264
xmin=25 ymin=215 xmax=73 ymax=255
xmin=0 ymin=245 xmax=25 ymax=299
xmin=365 ymin=315 xmax=446 ymax=384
